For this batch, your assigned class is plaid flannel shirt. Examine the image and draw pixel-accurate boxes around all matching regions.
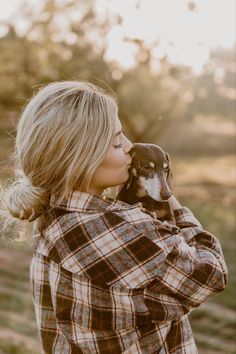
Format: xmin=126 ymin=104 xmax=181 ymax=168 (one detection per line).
xmin=30 ymin=190 xmax=228 ymax=354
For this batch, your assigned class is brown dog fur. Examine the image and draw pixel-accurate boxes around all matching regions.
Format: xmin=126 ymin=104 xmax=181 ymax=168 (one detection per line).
xmin=117 ymin=143 xmax=175 ymax=224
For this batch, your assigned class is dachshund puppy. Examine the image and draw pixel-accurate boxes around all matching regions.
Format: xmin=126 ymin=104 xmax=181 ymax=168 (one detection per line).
xmin=117 ymin=143 xmax=175 ymax=224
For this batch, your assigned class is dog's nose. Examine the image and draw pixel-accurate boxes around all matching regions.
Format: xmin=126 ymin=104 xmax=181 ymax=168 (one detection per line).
xmin=160 ymin=189 xmax=172 ymax=200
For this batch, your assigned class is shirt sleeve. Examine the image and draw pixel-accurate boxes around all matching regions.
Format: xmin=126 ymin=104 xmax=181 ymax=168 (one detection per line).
xmin=174 ymin=206 xmax=203 ymax=228
xmin=47 ymin=207 xmax=228 ymax=323
xmin=142 ymin=207 xmax=228 ymax=321
xmin=100 ymin=208 xmax=227 ymax=321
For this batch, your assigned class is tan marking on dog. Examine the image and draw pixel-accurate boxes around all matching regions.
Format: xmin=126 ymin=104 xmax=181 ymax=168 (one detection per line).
xmin=139 ymin=174 xmax=162 ymax=201
xmin=131 ymin=167 xmax=137 ymax=176
xmin=163 ymin=162 xmax=168 ymax=169
xmin=136 ymin=185 xmax=147 ymax=197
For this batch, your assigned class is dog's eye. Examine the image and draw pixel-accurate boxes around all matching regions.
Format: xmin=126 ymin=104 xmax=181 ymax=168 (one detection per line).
xmin=163 ymin=162 xmax=169 ymax=171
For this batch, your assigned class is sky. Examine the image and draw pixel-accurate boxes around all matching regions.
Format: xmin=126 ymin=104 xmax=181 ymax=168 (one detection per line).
xmin=0 ymin=0 xmax=235 ymax=73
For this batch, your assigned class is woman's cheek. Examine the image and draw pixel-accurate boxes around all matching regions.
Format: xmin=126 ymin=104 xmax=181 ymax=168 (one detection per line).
xmin=116 ymin=151 xmax=126 ymax=166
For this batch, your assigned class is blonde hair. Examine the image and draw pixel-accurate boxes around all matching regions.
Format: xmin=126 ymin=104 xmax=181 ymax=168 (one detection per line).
xmin=1 ymin=81 xmax=117 ymax=231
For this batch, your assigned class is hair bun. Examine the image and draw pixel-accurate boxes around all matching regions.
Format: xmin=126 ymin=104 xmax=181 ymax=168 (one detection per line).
xmin=5 ymin=178 xmax=51 ymax=222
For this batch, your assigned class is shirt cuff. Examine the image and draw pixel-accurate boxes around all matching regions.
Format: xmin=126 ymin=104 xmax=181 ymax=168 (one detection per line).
xmin=173 ymin=207 xmax=203 ymax=228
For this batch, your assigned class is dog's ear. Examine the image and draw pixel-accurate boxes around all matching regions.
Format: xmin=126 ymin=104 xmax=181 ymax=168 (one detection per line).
xmin=126 ymin=166 xmax=138 ymax=189
xmin=126 ymin=174 xmax=133 ymax=189
xmin=166 ymin=152 xmax=171 ymax=163
xmin=126 ymin=149 xmax=136 ymax=189
xmin=165 ymin=152 xmax=173 ymax=191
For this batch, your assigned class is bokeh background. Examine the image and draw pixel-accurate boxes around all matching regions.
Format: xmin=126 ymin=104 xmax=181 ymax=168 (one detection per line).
xmin=0 ymin=0 xmax=235 ymax=353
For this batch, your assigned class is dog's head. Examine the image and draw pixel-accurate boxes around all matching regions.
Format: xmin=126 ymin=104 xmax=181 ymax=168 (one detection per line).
xmin=126 ymin=143 xmax=173 ymax=202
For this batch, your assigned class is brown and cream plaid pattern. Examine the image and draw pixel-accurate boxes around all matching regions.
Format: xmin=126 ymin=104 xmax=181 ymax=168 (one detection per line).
xmin=30 ymin=190 xmax=228 ymax=353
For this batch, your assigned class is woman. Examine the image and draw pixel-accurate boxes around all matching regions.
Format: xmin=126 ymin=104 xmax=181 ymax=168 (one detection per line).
xmin=2 ymin=81 xmax=227 ymax=353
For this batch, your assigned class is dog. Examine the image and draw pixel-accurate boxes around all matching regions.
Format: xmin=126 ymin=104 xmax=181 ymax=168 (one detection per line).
xmin=117 ymin=143 xmax=176 ymax=225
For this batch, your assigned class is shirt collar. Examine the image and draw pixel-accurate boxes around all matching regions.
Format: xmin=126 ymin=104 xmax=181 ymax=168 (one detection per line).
xmin=50 ymin=189 xmax=140 ymax=213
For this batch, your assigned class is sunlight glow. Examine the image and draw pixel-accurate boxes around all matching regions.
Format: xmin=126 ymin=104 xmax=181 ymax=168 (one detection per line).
xmin=96 ymin=0 xmax=235 ymax=72
xmin=0 ymin=0 xmax=235 ymax=73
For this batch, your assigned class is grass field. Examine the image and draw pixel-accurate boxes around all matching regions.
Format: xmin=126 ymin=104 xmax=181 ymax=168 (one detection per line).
xmin=0 ymin=154 xmax=235 ymax=354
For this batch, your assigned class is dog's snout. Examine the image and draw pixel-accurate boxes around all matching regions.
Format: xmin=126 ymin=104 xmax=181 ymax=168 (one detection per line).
xmin=160 ymin=189 xmax=172 ymax=200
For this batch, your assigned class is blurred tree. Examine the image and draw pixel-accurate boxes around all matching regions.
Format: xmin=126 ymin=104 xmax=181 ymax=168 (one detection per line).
xmin=0 ymin=0 xmax=116 ymax=111
xmin=187 ymin=45 xmax=236 ymax=120
xmin=0 ymin=25 xmax=40 ymax=109
xmin=0 ymin=0 xmax=234 ymax=146
xmin=0 ymin=0 xmax=193 ymax=144
xmin=113 ymin=39 xmax=192 ymax=142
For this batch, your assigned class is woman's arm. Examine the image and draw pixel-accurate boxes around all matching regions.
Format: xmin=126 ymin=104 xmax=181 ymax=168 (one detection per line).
xmin=104 ymin=209 xmax=227 ymax=320
xmin=168 ymin=194 xmax=182 ymax=211
xmin=42 ymin=206 xmax=228 ymax=325
xmin=168 ymin=194 xmax=203 ymax=229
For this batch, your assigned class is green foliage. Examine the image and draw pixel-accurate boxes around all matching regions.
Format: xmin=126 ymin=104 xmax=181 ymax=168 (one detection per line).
xmin=116 ymin=61 xmax=188 ymax=142
xmin=0 ymin=0 xmax=114 ymax=110
xmin=183 ymin=199 xmax=236 ymax=311
xmin=186 ymin=45 xmax=236 ymax=120
xmin=0 ymin=340 xmax=38 ymax=354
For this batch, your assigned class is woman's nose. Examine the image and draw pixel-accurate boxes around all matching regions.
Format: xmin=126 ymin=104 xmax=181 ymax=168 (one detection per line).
xmin=123 ymin=136 xmax=133 ymax=154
